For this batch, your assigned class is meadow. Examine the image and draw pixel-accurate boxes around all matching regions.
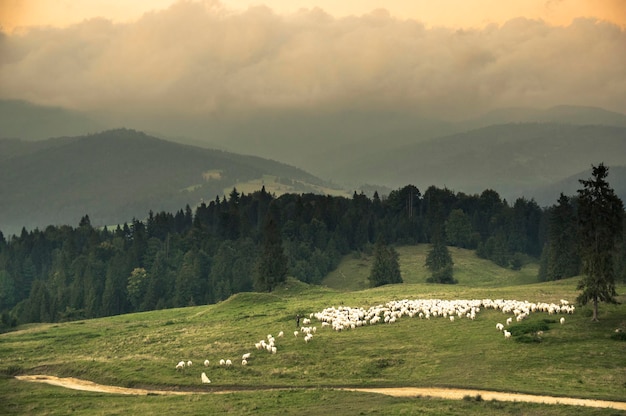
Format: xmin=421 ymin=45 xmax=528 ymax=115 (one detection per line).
xmin=1 ymin=246 xmax=625 ymax=415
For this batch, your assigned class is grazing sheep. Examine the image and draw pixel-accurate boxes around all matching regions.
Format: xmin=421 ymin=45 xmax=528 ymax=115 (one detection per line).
xmin=496 ymin=323 xmax=504 ymax=331
xmin=271 ymin=346 xmax=277 ymax=354
xmin=219 ymin=359 xmax=226 ymax=366
xmin=242 ymin=359 xmax=248 ymax=366
xmin=201 ymin=372 xmax=211 ymax=384
xmin=203 ymin=359 xmax=210 ymax=367
xmin=504 ymin=330 xmax=512 ymax=339
xmin=242 ymin=353 xmax=251 ymax=360
xmin=176 ymin=361 xmax=186 ymax=371
xmin=560 ymin=317 xmax=565 ymax=324
xmin=506 ymin=317 xmax=513 ymax=326
xmin=278 ymin=331 xmax=284 ymax=337
xmin=187 ymin=360 xmax=192 ymax=367
xmin=294 ymin=330 xmax=299 ymax=337
xmin=449 ymin=316 xmax=455 ymax=322
xmin=225 ymin=359 xmax=232 ymax=367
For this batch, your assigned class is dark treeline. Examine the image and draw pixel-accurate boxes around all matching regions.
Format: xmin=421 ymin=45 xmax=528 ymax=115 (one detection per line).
xmin=1 ymin=184 xmax=624 ymax=330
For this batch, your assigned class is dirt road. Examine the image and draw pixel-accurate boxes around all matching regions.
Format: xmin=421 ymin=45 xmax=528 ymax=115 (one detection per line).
xmin=15 ymin=375 xmax=626 ymax=411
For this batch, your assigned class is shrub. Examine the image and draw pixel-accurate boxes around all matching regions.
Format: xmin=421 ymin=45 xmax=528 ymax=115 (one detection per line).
xmin=508 ymin=320 xmax=550 ymax=337
xmin=611 ymin=331 xmax=626 ymax=341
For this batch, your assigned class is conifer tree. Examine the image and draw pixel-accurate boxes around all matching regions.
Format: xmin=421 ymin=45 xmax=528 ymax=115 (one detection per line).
xmin=368 ymin=238 xmax=402 ymax=287
xmin=425 ymin=228 xmax=456 ymax=284
xmin=576 ymin=164 xmax=624 ymax=321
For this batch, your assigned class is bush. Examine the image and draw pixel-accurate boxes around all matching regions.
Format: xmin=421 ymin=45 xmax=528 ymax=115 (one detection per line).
xmin=508 ymin=320 xmax=550 ymax=337
xmin=611 ymin=331 xmax=626 ymax=341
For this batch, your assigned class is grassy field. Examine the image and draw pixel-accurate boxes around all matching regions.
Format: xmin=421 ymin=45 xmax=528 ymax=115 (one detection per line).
xmin=1 ymin=245 xmax=625 ymax=415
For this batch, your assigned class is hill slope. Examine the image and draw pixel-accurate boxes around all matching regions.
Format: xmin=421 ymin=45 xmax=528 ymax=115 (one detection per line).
xmin=2 ymin=274 xmax=625 ymax=411
xmin=0 ymin=129 xmax=342 ymax=235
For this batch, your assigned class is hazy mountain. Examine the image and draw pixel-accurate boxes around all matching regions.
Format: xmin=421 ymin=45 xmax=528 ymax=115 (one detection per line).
xmin=0 ymin=99 xmax=103 ymax=140
xmin=200 ymin=105 xmax=626 ymax=184
xmin=530 ymin=165 xmax=626 ymax=207
xmin=461 ymin=105 xmax=626 ymax=130
xmin=331 ymin=123 xmax=626 ymax=203
xmin=0 ymin=129 xmax=340 ymax=236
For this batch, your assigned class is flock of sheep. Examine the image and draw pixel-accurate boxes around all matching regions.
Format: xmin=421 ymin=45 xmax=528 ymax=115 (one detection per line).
xmin=176 ymin=297 xmax=574 ymax=383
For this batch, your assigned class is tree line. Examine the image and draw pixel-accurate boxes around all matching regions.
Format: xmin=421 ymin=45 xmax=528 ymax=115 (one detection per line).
xmin=1 ymin=175 xmax=624 ymax=330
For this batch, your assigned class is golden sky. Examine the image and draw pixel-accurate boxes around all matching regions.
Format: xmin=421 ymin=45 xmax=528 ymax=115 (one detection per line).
xmin=2 ymin=0 xmax=625 ymax=32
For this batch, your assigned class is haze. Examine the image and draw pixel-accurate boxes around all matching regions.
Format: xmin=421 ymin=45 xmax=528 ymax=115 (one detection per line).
xmin=1 ymin=0 xmax=625 ymax=139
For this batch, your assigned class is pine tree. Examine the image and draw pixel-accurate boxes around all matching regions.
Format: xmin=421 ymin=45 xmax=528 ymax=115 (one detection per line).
xmin=368 ymin=238 xmax=402 ymax=287
xmin=425 ymin=228 xmax=456 ymax=284
xmin=576 ymin=164 xmax=624 ymax=321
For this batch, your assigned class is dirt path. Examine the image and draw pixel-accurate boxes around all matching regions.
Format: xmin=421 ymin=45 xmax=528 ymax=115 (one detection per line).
xmin=15 ymin=375 xmax=626 ymax=411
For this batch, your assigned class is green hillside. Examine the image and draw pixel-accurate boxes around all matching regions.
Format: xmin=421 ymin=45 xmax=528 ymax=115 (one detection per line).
xmin=1 ymin=246 xmax=625 ymax=415
xmin=323 ymin=245 xmax=539 ymax=291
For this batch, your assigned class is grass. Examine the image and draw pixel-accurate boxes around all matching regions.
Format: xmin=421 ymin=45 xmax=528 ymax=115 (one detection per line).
xmin=323 ymin=245 xmax=539 ymax=291
xmin=1 ymin=245 xmax=626 ymax=414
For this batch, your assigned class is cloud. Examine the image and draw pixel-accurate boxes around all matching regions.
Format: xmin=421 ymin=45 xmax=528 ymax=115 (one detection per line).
xmin=0 ymin=0 xmax=625 ymax=126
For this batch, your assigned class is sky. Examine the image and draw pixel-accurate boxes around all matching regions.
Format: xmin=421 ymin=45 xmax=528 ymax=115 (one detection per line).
xmin=1 ymin=0 xmax=625 ymax=128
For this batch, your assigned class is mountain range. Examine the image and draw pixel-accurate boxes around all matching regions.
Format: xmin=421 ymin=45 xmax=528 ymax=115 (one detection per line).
xmin=0 ymin=129 xmax=342 ymax=236
xmin=1 ymin=100 xmax=625 ymax=236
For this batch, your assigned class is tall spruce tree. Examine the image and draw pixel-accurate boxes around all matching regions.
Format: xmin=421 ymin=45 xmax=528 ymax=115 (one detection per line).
xmin=368 ymin=238 xmax=402 ymax=287
xmin=576 ymin=164 xmax=624 ymax=321
xmin=425 ymin=228 xmax=456 ymax=284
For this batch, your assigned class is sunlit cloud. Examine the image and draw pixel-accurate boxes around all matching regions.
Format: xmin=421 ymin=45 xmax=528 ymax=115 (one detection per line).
xmin=0 ymin=0 xmax=624 ymax=125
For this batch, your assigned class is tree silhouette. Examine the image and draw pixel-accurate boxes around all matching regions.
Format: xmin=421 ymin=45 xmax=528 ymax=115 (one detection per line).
xmin=368 ymin=238 xmax=402 ymax=287
xmin=425 ymin=227 xmax=456 ymax=284
xmin=576 ymin=164 xmax=624 ymax=321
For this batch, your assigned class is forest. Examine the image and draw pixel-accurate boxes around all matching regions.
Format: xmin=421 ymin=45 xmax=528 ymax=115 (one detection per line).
xmin=1 ymin=183 xmax=624 ymax=331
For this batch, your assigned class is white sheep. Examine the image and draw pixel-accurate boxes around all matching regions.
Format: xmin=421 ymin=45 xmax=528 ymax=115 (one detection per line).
xmin=278 ymin=331 xmax=284 ymax=337
xmin=201 ymin=372 xmax=211 ymax=384
xmin=504 ymin=330 xmax=512 ymax=339
xmin=187 ymin=360 xmax=192 ymax=367
xmin=449 ymin=316 xmax=455 ymax=322
xmin=219 ymin=359 xmax=226 ymax=366
xmin=506 ymin=317 xmax=513 ymax=326
xmin=294 ymin=330 xmax=299 ymax=337
xmin=176 ymin=361 xmax=186 ymax=370
xmin=496 ymin=323 xmax=504 ymax=331
xmin=242 ymin=353 xmax=251 ymax=360
xmin=242 ymin=359 xmax=248 ymax=366
xmin=225 ymin=359 xmax=232 ymax=367
xmin=203 ymin=359 xmax=210 ymax=367
xmin=560 ymin=317 xmax=565 ymax=325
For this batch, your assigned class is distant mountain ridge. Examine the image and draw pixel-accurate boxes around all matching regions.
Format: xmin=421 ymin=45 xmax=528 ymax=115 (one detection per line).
xmin=2 ymin=100 xmax=625 ymax=226
xmin=461 ymin=105 xmax=626 ymax=129
xmin=0 ymin=129 xmax=341 ymax=236
xmin=330 ymin=122 xmax=626 ymax=205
